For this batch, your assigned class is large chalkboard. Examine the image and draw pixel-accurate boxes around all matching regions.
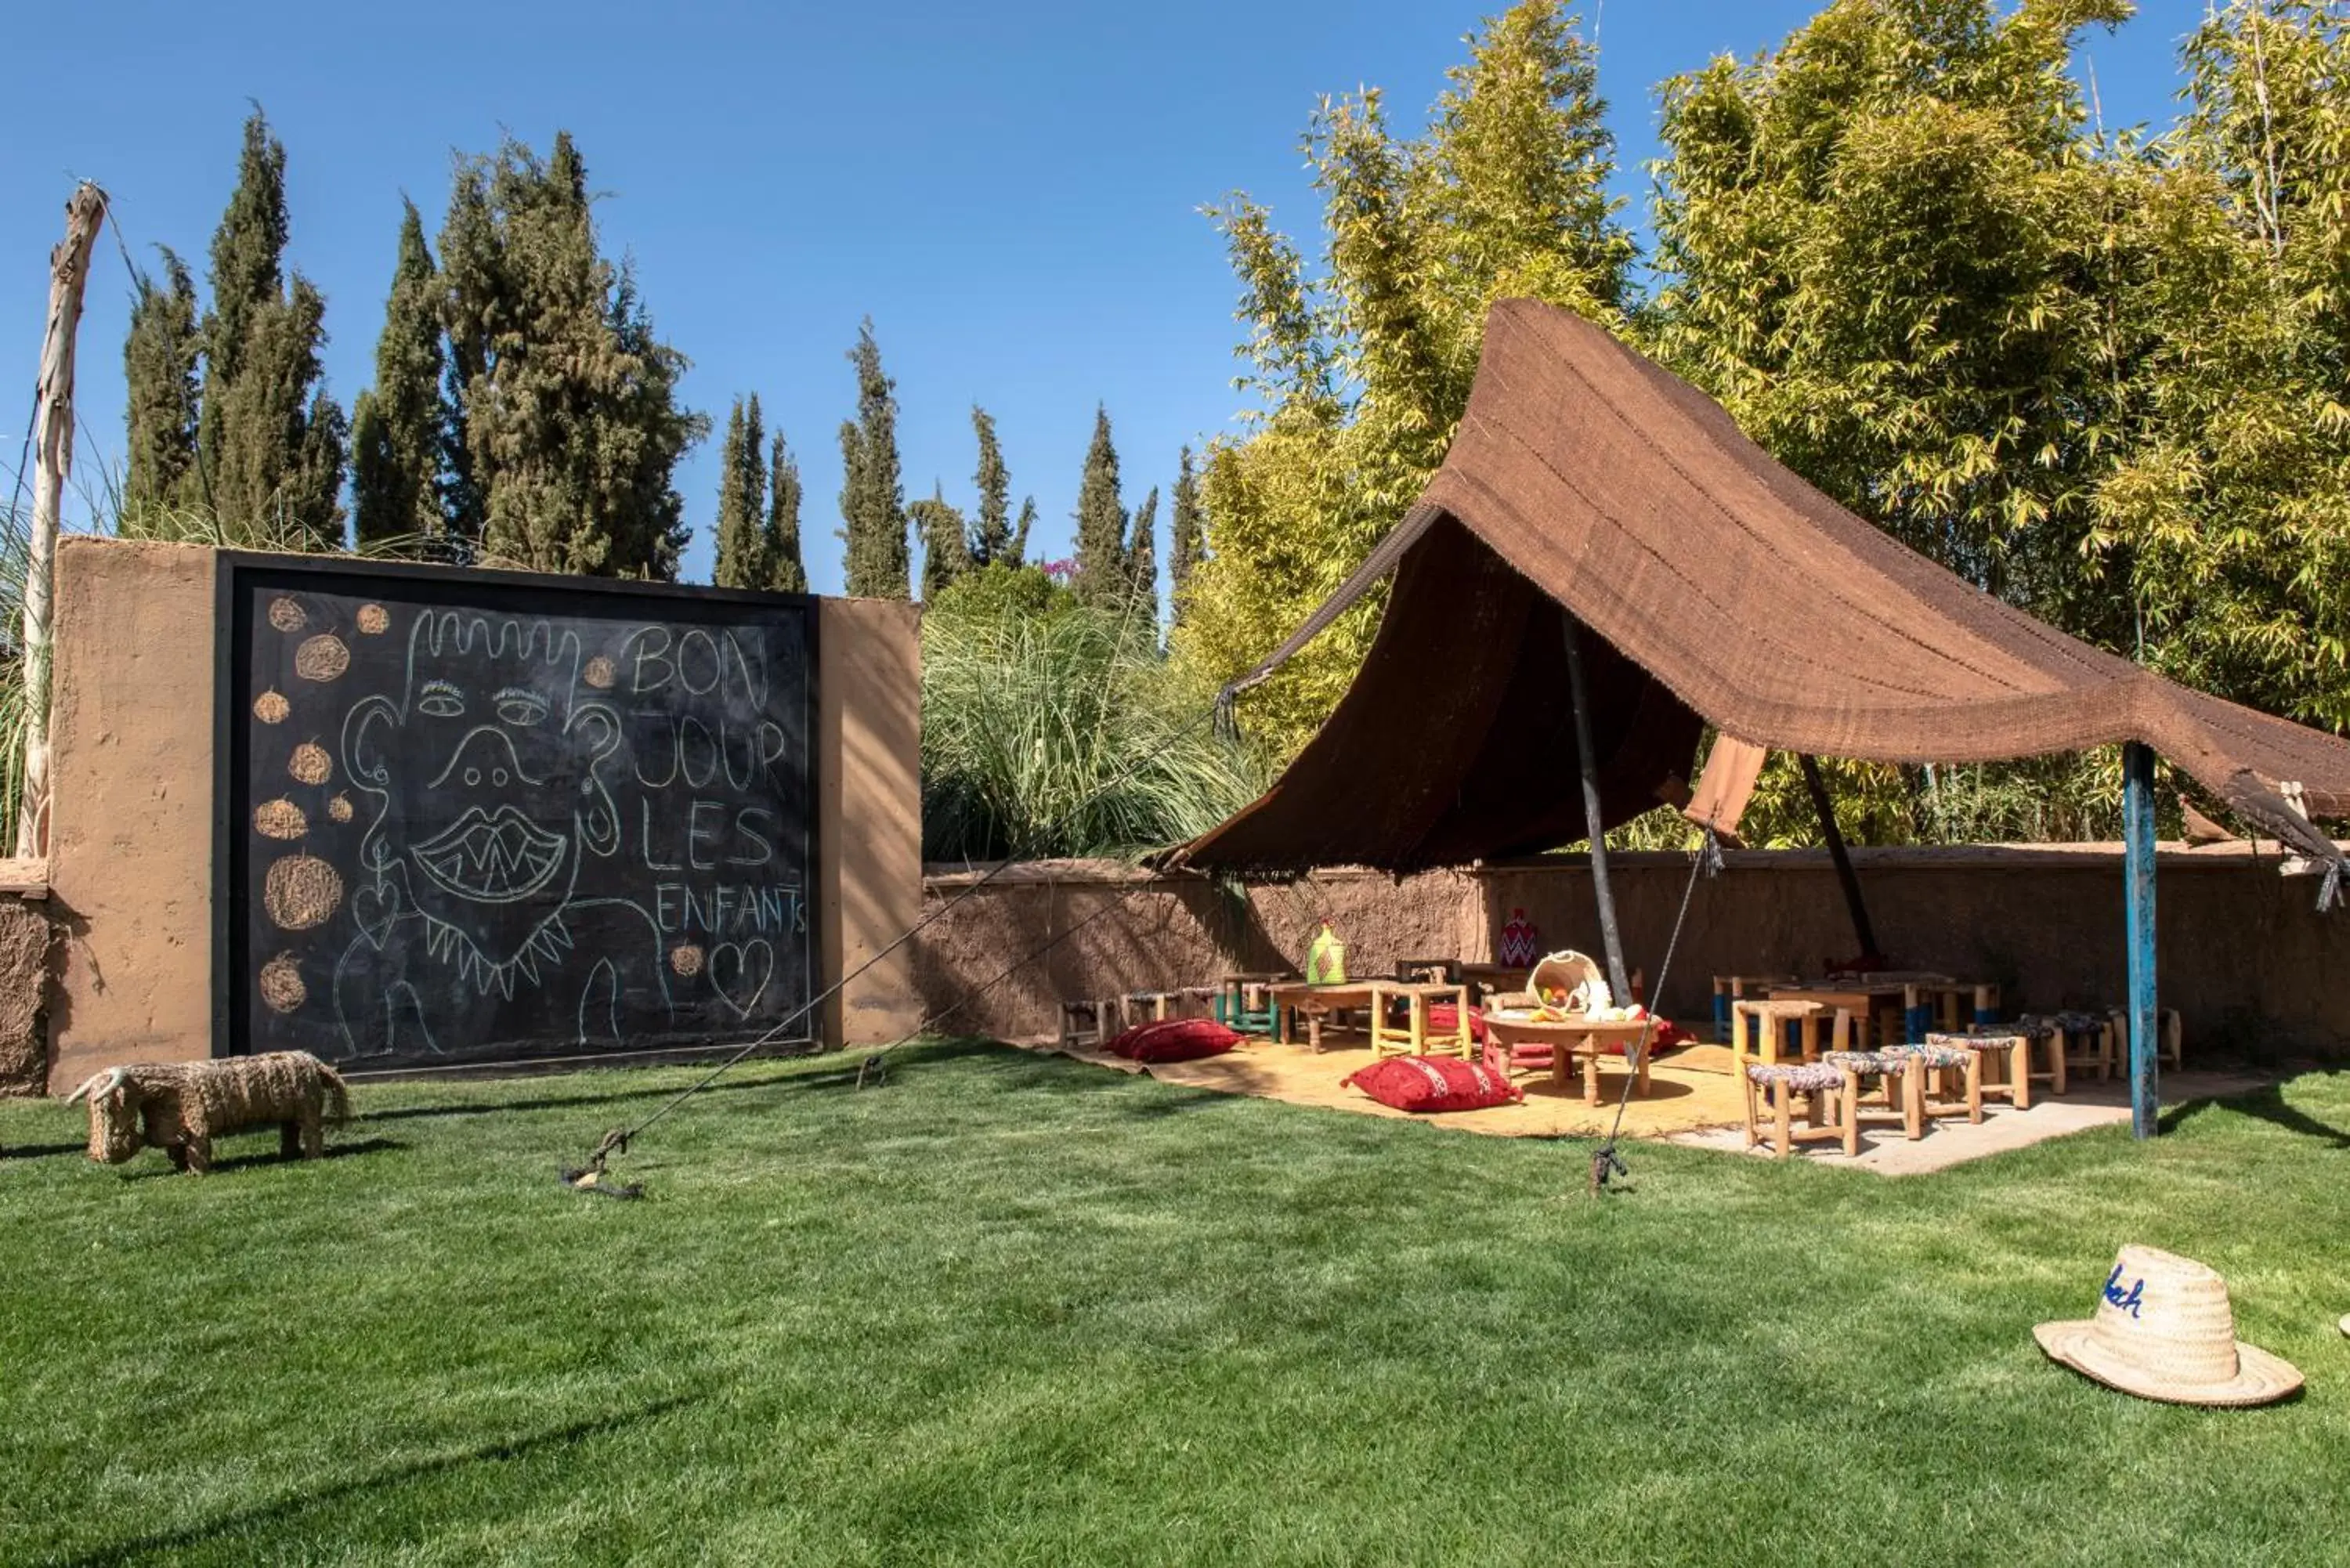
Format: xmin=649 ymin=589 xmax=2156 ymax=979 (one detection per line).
xmin=216 ymin=556 xmax=819 ymax=1068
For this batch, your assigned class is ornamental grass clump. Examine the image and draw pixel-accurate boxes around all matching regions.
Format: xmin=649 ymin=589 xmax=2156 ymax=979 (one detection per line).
xmin=920 ymin=598 xmax=1266 ymax=863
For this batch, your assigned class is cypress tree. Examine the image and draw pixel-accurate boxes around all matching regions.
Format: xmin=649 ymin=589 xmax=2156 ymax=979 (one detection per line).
xmin=1126 ymin=485 xmax=1159 ymax=617
xmin=971 ymin=404 xmax=1010 ymax=565
xmin=765 ymin=432 xmax=809 ymax=593
xmin=201 ymin=108 xmax=346 ymax=548
xmin=712 ymin=394 xmax=770 ymax=589
xmin=350 ymin=199 xmax=447 ymax=550
xmin=602 ymin=264 xmax=700 ymax=580
xmin=836 ymin=319 xmax=909 ymax=598
xmin=121 ymin=247 xmax=203 ymax=521
xmin=439 ymin=133 xmax=704 ymax=578
xmin=912 ymin=484 xmax=973 ymax=599
xmin=1010 ymin=496 xmax=1036 ymax=568
xmin=1170 ymin=444 xmax=1206 ymax=620
xmin=1072 ymin=405 xmax=1128 ymax=609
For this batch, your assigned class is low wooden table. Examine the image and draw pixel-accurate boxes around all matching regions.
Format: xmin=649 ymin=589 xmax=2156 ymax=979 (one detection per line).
xmin=1459 ymin=963 xmax=1532 ymax=999
xmin=1368 ymin=981 xmax=1474 ymax=1060
xmin=1480 ymin=1013 xmax=1656 ymax=1106
xmin=1769 ymin=977 xmax=1955 ymax=1051
xmin=1268 ymin=982 xmax=1378 ymax=1052
xmin=1712 ymin=974 xmax=1797 ymax=1043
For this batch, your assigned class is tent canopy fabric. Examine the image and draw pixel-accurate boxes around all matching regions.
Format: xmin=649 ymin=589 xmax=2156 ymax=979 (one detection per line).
xmin=1173 ymin=299 xmax=2350 ymax=875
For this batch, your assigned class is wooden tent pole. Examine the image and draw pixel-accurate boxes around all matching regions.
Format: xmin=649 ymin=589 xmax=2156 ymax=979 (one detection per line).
xmin=1562 ymin=612 xmax=1631 ymax=1002
xmin=17 ymin=182 xmax=109 ymax=861
xmin=2123 ymin=741 xmax=2159 ymax=1138
xmin=1797 ymin=753 xmax=1881 ymax=963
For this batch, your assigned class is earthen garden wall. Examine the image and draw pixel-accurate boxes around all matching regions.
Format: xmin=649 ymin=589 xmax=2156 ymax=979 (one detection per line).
xmin=911 ymin=847 xmax=2350 ymax=1058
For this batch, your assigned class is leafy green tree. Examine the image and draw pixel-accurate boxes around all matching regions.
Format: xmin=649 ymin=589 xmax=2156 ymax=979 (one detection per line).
xmin=971 ymin=405 xmax=1012 ymax=565
xmin=1175 ymin=0 xmax=1632 ymax=754
xmin=1648 ymin=0 xmax=2131 ymax=626
xmin=1009 ymin=496 xmax=1037 ymax=567
xmin=765 ymin=432 xmax=809 ymax=593
xmin=2082 ymin=0 xmax=2350 ymax=733
xmin=438 ymin=132 xmax=704 ymax=577
xmin=913 ymin=485 xmax=974 ymax=599
xmin=928 ymin=559 xmax=1072 ymax=620
xmin=349 ymin=199 xmax=448 ymax=550
xmin=1168 ymin=445 xmax=1205 ymax=622
xmin=837 ymin=319 xmax=909 ymax=598
xmin=712 ymin=395 xmax=770 ymax=589
xmin=1126 ymin=485 xmax=1159 ymax=617
xmin=121 ymin=247 xmax=203 ymax=520
xmin=1072 ymin=405 xmax=1129 ymax=609
xmin=200 ymin=109 xmax=346 ymax=549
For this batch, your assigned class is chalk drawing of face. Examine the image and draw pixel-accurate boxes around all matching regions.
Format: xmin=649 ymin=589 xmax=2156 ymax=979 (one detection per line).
xmin=343 ymin=612 xmax=624 ymax=995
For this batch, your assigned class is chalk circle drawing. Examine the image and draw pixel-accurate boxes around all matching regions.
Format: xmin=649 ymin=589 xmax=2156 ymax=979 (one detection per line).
xmin=710 ymin=939 xmax=775 ymax=1018
xmin=327 ymin=793 xmax=354 ymax=823
xmin=669 ymin=942 xmax=705 ymax=977
xmin=268 ymin=597 xmax=308 ymax=633
xmin=258 ymin=953 xmax=307 ymax=1013
xmin=254 ymin=798 xmax=308 ymax=840
xmin=288 ymin=742 xmax=333 ymax=786
xmin=253 ymin=690 xmax=291 ymax=724
xmin=356 ymin=604 xmax=390 ymax=634
xmin=295 ymin=634 xmax=351 ymax=682
xmin=583 ymin=655 xmax=617 ymax=689
xmin=265 ymin=852 xmax=344 ymax=930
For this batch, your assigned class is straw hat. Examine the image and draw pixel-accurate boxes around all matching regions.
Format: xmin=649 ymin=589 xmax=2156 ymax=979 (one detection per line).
xmin=2034 ymin=1245 xmax=2301 ymax=1407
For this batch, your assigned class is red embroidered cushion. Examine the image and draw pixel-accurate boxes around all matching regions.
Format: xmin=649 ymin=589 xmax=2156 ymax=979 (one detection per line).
xmin=1343 ymin=1054 xmax=1524 ymax=1112
xmin=1106 ymin=1017 xmax=1243 ymax=1063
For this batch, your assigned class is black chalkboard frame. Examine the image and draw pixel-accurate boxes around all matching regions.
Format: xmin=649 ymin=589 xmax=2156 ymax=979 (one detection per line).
xmin=211 ymin=551 xmax=823 ymax=1069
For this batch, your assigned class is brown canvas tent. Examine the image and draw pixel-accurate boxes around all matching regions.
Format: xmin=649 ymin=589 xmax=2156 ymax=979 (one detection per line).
xmin=1170 ymin=299 xmax=2350 ymax=880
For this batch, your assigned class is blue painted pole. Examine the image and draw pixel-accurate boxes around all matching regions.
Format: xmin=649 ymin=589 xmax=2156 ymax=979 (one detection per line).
xmin=2123 ymin=742 xmax=2159 ymax=1139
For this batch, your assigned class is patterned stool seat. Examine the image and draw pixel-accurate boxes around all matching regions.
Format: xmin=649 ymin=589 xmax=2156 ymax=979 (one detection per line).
xmin=1747 ymin=1061 xmax=1844 ymax=1093
xmin=1927 ymin=1030 xmax=2026 ymax=1050
xmin=1824 ymin=1049 xmax=1914 ymax=1075
xmin=1741 ymin=1060 xmax=1856 ymax=1157
xmin=1907 ymin=1042 xmax=1972 ymax=1070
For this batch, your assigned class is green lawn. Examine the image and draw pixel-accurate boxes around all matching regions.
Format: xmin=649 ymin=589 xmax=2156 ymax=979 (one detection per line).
xmin=3 ymin=1042 xmax=2347 ymax=1566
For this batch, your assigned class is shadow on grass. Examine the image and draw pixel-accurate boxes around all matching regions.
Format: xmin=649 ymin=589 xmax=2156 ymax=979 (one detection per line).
xmin=2 ymin=1140 xmax=89 ymax=1161
xmin=2160 ymin=1077 xmax=2350 ymax=1148
xmin=54 ymin=1391 xmax=702 ymax=1568
xmin=352 ymin=1039 xmax=1016 ymax=1125
xmin=114 ymin=1137 xmax=407 ymax=1181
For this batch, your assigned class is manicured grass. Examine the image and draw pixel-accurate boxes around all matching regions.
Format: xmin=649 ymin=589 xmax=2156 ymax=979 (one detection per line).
xmin=4 ymin=1042 xmax=2348 ymax=1566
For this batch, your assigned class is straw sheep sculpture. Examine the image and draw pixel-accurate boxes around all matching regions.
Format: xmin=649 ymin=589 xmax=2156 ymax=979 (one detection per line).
xmin=65 ymin=1052 xmax=350 ymax=1173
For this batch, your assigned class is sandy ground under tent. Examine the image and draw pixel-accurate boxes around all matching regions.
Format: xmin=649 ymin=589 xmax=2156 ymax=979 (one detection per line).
xmin=1011 ymin=1036 xmax=2265 ymax=1176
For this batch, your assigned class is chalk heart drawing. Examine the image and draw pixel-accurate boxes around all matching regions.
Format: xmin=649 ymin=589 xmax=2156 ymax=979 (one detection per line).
xmin=350 ymin=882 xmax=398 ymax=951
xmin=709 ymin=940 xmax=774 ymax=1019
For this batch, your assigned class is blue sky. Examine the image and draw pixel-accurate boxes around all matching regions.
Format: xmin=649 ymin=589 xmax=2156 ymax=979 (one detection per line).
xmin=2 ymin=0 xmax=2207 ymax=594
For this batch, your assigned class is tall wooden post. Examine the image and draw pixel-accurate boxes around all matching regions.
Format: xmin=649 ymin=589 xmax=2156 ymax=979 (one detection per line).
xmin=17 ymin=182 xmax=110 ymax=860
xmin=1798 ymin=753 xmax=1880 ymax=964
xmin=2123 ymin=740 xmax=2159 ymax=1138
xmin=1562 ymin=612 xmax=1630 ymax=1003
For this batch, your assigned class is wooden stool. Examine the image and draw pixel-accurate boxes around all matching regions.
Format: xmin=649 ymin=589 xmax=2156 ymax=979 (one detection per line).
xmin=1213 ymin=974 xmax=1287 ymax=1035
xmin=1368 ymin=981 xmax=1474 ymax=1061
xmin=2019 ymin=1010 xmax=2111 ymax=1086
xmin=1731 ymin=998 xmax=1828 ymax=1073
xmin=1907 ymin=1040 xmax=1983 ymax=1125
xmin=1124 ymin=991 xmax=1177 ymax=1024
xmin=2105 ymin=1006 xmax=2185 ymax=1070
xmin=1058 ymin=998 xmax=1111 ymax=1050
xmin=1742 ymin=1062 xmax=1857 ymax=1158
xmin=1927 ymin=1031 xmax=2030 ymax=1110
xmin=1821 ymin=1048 xmax=1925 ymax=1142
